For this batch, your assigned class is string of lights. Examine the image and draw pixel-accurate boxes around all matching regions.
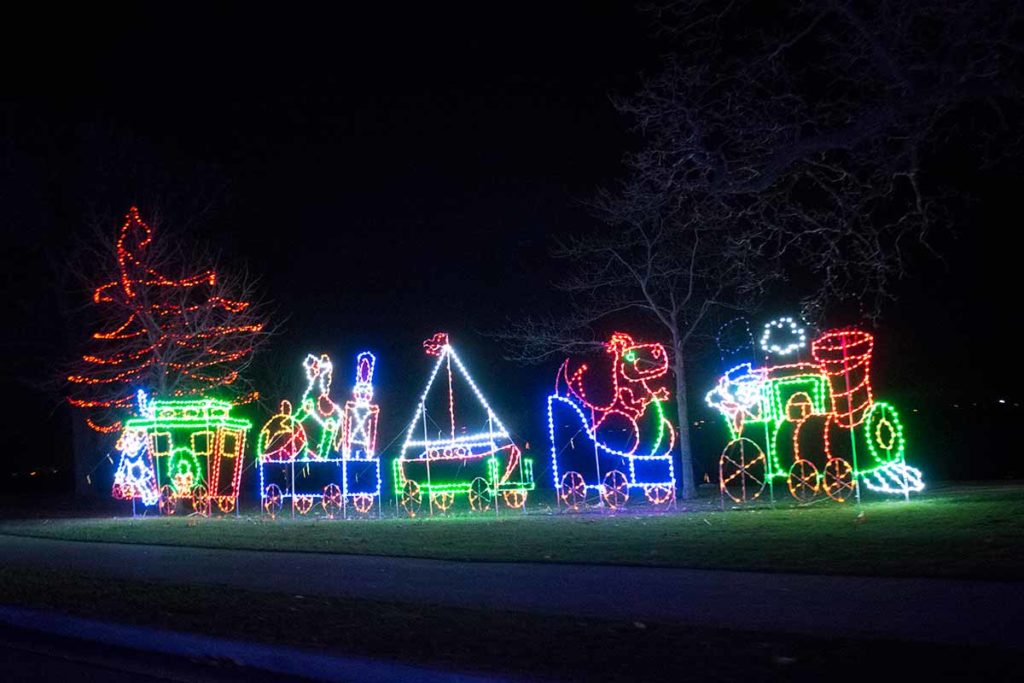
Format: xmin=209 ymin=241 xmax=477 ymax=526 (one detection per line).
xmin=548 ymin=332 xmax=677 ymax=510
xmin=760 ymin=316 xmax=807 ymax=356
xmin=111 ymin=392 xmax=160 ymax=506
xmin=258 ymin=352 xmax=382 ymax=518
xmin=258 ymin=354 xmax=341 ymax=517
xmin=340 ymin=352 xmax=382 ymax=514
xmin=394 ymin=333 xmax=533 ymax=516
xmin=68 ymin=207 xmax=264 ymax=433
xmin=111 ymin=391 xmax=250 ymax=514
xmin=708 ymin=323 xmax=924 ymax=504
xmin=716 ymin=317 xmax=754 ymax=361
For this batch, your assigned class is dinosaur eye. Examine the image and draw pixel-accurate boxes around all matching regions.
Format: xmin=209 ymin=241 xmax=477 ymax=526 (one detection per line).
xmin=624 ymin=351 xmax=637 ymax=362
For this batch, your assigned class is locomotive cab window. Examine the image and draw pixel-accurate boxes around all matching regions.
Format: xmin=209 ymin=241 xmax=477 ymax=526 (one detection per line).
xmin=786 ymin=392 xmax=814 ymax=421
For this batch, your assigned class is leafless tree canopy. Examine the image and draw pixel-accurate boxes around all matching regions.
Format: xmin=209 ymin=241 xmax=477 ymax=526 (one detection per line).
xmin=497 ymin=0 xmax=1021 ymax=497
xmin=505 ymin=0 xmax=1022 ymax=359
xmin=65 ymin=207 xmax=273 ymax=431
xmin=499 ymin=207 xmax=758 ymax=364
xmin=633 ymin=0 xmax=1022 ymax=319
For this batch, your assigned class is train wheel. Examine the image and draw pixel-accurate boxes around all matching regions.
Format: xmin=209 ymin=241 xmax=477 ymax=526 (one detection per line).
xmin=787 ymin=459 xmax=819 ymax=502
xmin=322 ymin=484 xmax=342 ymax=518
xmin=468 ymin=477 xmax=493 ymax=512
xmin=351 ymin=493 xmax=374 ymax=514
xmin=400 ymin=480 xmax=422 ymax=517
xmin=559 ymin=471 xmax=586 ymax=511
xmin=191 ymin=485 xmax=211 ymax=516
xmin=294 ymin=495 xmax=314 ymax=515
xmin=719 ymin=438 xmax=767 ymax=504
xmin=158 ymin=485 xmax=177 ymax=516
xmin=644 ymin=484 xmax=675 ymax=508
xmin=263 ymin=484 xmax=283 ymax=518
xmin=601 ymin=470 xmax=629 ymax=510
xmin=502 ymin=489 xmax=528 ymax=509
xmin=217 ymin=496 xmax=236 ymax=514
xmin=823 ymin=458 xmax=855 ymax=502
xmin=431 ymin=491 xmax=455 ymax=512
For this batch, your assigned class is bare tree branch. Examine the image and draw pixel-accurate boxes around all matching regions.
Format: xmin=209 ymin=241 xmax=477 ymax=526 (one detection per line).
xmin=496 ymin=0 xmax=1021 ymax=498
xmin=64 ymin=207 xmax=277 ymax=432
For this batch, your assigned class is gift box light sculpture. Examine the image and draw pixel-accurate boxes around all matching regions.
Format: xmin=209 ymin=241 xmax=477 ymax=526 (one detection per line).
xmin=393 ymin=333 xmax=534 ymax=516
xmin=706 ymin=324 xmax=923 ymax=504
xmin=547 ymin=332 xmax=677 ymax=510
xmin=112 ymin=389 xmax=250 ymax=515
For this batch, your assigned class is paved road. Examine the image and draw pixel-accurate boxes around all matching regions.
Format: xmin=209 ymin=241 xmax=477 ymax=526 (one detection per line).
xmin=0 ymin=606 xmax=501 ymax=683
xmin=0 ymin=620 xmax=288 ymax=682
xmin=3 ymin=533 xmax=1022 ymax=650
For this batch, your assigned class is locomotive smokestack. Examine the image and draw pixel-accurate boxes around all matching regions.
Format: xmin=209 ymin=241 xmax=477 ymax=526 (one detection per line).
xmin=811 ymin=330 xmax=874 ymax=429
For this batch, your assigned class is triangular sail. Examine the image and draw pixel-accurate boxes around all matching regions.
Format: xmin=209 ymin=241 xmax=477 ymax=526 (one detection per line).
xmin=400 ymin=335 xmax=510 ymax=457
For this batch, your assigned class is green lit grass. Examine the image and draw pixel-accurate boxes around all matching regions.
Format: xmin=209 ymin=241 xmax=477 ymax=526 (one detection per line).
xmin=2 ymin=484 xmax=1021 ymax=580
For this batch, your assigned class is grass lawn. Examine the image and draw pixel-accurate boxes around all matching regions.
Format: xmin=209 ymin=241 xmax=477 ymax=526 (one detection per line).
xmin=0 ymin=566 xmax=1016 ymax=681
xmin=2 ymin=483 xmax=1021 ymax=580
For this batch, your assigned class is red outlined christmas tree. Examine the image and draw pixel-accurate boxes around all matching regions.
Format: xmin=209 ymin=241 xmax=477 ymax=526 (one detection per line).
xmin=67 ymin=207 xmax=267 ymax=432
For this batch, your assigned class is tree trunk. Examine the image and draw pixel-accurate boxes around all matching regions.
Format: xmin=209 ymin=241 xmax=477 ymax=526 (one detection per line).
xmin=672 ymin=341 xmax=697 ymax=499
xmin=72 ymin=410 xmax=100 ymax=498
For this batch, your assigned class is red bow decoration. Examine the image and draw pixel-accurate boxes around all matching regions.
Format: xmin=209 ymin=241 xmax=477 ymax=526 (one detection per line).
xmin=423 ymin=332 xmax=449 ymax=356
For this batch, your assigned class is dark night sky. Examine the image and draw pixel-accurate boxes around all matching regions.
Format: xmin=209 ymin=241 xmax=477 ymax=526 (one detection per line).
xmin=2 ymin=3 xmax=1020 ymax=493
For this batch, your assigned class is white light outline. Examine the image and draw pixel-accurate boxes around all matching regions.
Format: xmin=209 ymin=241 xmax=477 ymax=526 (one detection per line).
xmin=399 ymin=343 xmax=510 ymax=458
xmin=760 ymin=316 xmax=808 ymax=356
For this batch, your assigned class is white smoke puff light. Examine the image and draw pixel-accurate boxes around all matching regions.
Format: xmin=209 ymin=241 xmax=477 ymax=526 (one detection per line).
xmin=760 ymin=316 xmax=807 ymax=355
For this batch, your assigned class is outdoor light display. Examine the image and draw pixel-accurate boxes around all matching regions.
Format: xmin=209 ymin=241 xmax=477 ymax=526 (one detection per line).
xmin=258 ymin=354 xmax=352 ymax=517
xmin=716 ymin=317 xmax=754 ymax=363
xmin=759 ymin=316 xmax=807 ymax=356
xmin=547 ymin=332 xmax=676 ymax=510
xmin=112 ymin=390 xmax=251 ymax=515
xmin=394 ymin=333 xmax=534 ymax=516
xmin=339 ymin=352 xmax=382 ymax=514
xmin=67 ymin=207 xmax=263 ymax=433
xmin=111 ymin=391 xmax=160 ymax=506
xmin=706 ymin=325 xmax=923 ymax=504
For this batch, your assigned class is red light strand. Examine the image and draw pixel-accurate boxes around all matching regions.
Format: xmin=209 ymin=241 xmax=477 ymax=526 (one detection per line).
xmin=67 ymin=207 xmax=264 ymax=432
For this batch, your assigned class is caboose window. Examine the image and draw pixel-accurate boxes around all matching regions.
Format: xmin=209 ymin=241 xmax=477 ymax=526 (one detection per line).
xmin=191 ymin=431 xmax=213 ymax=455
xmin=221 ymin=432 xmax=239 ymax=458
xmin=151 ymin=432 xmax=172 ymax=456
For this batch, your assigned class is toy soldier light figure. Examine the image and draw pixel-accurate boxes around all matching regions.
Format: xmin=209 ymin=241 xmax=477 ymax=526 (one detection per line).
xmin=341 ymin=352 xmax=379 ymax=459
xmin=340 ymin=352 xmax=382 ymax=514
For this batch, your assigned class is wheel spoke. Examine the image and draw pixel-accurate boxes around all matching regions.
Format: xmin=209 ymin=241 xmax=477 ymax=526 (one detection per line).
xmin=721 ymin=438 xmax=767 ymax=503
